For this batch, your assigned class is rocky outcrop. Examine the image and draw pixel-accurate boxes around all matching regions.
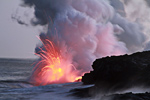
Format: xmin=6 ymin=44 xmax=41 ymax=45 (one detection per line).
xmin=82 ymin=51 xmax=150 ymax=91
xmin=101 ymin=92 xmax=150 ymax=100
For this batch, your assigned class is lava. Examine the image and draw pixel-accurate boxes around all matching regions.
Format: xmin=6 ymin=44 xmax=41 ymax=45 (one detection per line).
xmin=30 ymin=36 xmax=82 ymax=86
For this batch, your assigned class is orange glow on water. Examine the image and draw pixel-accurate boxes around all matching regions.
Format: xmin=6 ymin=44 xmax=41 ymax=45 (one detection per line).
xmin=30 ymin=37 xmax=82 ymax=86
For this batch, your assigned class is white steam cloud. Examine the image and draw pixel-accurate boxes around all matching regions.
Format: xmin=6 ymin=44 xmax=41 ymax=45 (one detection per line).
xmin=20 ymin=0 xmax=149 ymax=74
xmin=121 ymin=0 xmax=150 ymax=51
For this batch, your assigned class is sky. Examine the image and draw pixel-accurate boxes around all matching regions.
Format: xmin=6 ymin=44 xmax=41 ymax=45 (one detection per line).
xmin=0 ymin=0 xmax=41 ymax=59
xmin=0 ymin=0 xmax=150 ymax=59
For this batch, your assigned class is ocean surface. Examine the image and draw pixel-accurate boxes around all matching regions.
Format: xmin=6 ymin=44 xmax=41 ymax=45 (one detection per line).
xmin=1 ymin=58 xmax=150 ymax=100
xmin=0 ymin=58 xmax=94 ymax=100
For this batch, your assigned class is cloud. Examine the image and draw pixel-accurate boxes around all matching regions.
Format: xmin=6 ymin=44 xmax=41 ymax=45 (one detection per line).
xmin=19 ymin=0 xmax=148 ymax=75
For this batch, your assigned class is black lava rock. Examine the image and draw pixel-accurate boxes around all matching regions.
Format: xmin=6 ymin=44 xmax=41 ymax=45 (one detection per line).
xmin=101 ymin=92 xmax=150 ymax=100
xmin=82 ymin=51 xmax=150 ymax=91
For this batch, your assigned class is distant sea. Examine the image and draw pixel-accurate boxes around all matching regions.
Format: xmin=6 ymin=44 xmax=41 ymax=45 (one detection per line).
xmin=0 ymin=58 xmax=93 ymax=100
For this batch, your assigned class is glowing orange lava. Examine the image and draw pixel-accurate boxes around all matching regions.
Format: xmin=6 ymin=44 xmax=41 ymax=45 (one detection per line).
xmin=30 ymin=37 xmax=82 ymax=86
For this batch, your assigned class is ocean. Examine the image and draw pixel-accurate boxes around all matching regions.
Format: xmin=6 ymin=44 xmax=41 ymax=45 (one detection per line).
xmin=1 ymin=58 xmax=150 ymax=100
xmin=0 ymin=58 xmax=94 ymax=100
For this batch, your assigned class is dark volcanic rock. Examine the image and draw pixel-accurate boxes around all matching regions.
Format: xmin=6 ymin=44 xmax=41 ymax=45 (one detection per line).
xmin=102 ymin=92 xmax=150 ymax=100
xmin=82 ymin=51 xmax=150 ymax=91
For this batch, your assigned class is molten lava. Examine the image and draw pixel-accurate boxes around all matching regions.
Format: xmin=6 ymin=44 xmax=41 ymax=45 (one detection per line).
xmin=30 ymin=36 xmax=82 ymax=86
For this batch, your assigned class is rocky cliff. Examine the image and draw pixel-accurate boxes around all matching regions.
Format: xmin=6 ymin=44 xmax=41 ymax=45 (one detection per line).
xmin=82 ymin=51 xmax=150 ymax=91
xmin=71 ymin=51 xmax=150 ymax=99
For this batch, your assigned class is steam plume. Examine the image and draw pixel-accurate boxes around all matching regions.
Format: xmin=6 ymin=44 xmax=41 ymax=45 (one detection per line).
xmin=20 ymin=0 xmax=149 ymax=76
xmin=121 ymin=0 xmax=150 ymax=50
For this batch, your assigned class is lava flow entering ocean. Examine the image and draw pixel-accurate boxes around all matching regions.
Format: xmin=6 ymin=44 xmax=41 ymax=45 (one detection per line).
xmin=30 ymin=36 xmax=82 ymax=86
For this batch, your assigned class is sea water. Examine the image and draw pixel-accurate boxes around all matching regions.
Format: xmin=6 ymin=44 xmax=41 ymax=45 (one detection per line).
xmin=1 ymin=58 xmax=150 ymax=100
xmin=0 ymin=58 xmax=93 ymax=100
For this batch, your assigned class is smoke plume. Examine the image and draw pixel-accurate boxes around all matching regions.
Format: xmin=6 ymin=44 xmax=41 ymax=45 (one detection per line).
xmin=120 ymin=0 xmax=150 ymax=51
xmin=20 ymin=0 xmax=149 ymax=77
